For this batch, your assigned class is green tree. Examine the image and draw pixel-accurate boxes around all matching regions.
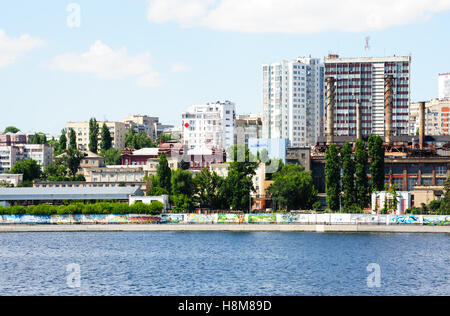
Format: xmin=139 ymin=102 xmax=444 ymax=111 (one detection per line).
xmin=225 ymin=145 xmax=258 ymax=212
xmin=3 ymin=126 xmax=20 ymax=134
xmin=124 ymin=129 xmax=155 ymax=149
xmin=368 ymin=135 xmax=385 ymax=192
xmin=157 ymin=152 xmax=172 ymax=194
xmin=28 ymin=133 xmax=47 ymax=144
xmin=325 ymin=144 xmax=341 ymax=212
xmin=170 ymin=169 xmax=197 ymax=212
xmin=59 ymin=129 xmax=67 ymax=153
xmin=355 ymin=139 xmax=370 ymax=209
xmin=102 ymin=148 xmax=122 ymax=165
xmin=195 ymin=168 xmax=227 ymax=210
xmin=341 ymin=142 xmax=356 ymax=210
xmin=69 ymin=128 xmax=77 ymax=151
xmin=100 ymin=123 xmax=113 ymax=152
xmin=63 ymin=148 xmax=86 ymax=178
xmin=89 ymin=118 xmax=99 ymax=153
xmin=269 ymin=164 xmax=318 ymax=211
xmin=10 ymin=159 xmax=41 ymax=183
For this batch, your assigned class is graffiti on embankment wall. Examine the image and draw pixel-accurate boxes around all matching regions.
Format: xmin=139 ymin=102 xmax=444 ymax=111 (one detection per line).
xmin=0 ymin=214 xmax=449 ymax=226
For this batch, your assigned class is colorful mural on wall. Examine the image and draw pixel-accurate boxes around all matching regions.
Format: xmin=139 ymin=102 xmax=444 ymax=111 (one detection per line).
xmin=217 ymin=214 xmax=245 ymax=224
xmin=187 ymin=214 xmax=218 ymax=224
xmin=247 ymin=214 xmax=277 ymax=224
xmin=0 ymin=213 xmax=449 ymax=226
xmin=423 ymin=216 xmax=450 ymax=226
xmin=390 ymin=215 xmax=421 ymax=225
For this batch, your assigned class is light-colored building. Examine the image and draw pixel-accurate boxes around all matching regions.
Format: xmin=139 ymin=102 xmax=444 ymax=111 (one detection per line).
xmin=410 ymin=99 xmax=450 ymax=136
xmin=145 ymin=157 xmax=180 ymax=176
xmin=209 ymin=162 xmax=230 ymax=178
xmin=129 ymin=195 xmax=170 ymax=211
xmin=0 ymin=174 xmax=23 ymax=187
xmin=439 ymin=73 xmax=450 ymax=100
xmin=66 ymin=121 xmax=126 ymax=151
xmin=372 ymin=191 xmax=411 ymax=215
xmin=324 ymin=55 xmax=411 ymax=138
xmin=0 ymin=144 xmax=53 ymax=171
xmin=181 ymin=101 xmax=236 ymax=151
xmin=235 ymin=114 xmax=262 ymax=147
xmin=263 ymin=57 xmax=324 ymax=147
xmin=83 ymin=165 xmax=145 ymax=184
xmin=248 ymin=138 xmax=288 ymax=164
xmin=122 ymin=115 xmax=168 ymax=140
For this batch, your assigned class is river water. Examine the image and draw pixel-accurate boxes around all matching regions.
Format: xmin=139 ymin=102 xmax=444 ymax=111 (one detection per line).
xmin=0 ymin=232 xmax=448 ymax=296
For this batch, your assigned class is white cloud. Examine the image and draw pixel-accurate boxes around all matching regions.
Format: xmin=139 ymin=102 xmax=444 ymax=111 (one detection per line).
xmin=48 ymin=40 xmax=161 ymax=87
xmin=170 ymin=62 xmax=191 ymax=73
xmin=147 ymin=0 xmax=450 ymax=33
xmin=0 ymin=30 xmax=43 ymax=68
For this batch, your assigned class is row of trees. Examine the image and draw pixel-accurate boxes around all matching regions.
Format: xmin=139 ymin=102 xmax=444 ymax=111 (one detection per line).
xmin=325 ymin=136 xmax=385 ymax=212
xmin=0 ymin=201 xmax=164 ymax=216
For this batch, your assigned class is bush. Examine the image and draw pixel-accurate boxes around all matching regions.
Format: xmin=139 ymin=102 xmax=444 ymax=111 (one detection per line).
xmin=149 ymin=201 xmax=164 ymax=215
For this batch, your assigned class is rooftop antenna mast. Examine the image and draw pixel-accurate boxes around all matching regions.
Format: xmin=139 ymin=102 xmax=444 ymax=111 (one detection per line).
xmin=364 ymin=36 xmax=371 ymax=56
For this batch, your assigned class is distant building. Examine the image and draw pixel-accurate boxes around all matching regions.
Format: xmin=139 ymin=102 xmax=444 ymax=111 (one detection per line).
xmin=248 ymin=138 xmax=288 ymax=163
xmin=0 ymin=144 xmax=53 ymax=171
xmin=83 ymin=165 xmax=145 ymax=185
xmin=181 ymin=101 xmax=235 ymax=151
xmin=438 ymin=73 xmax=450 ymax=100
xmin=372 ymin=191 xmax=411 ymax=215
xmin=0 ymin=174 xmax=23 ymax=187
xmin=324 ymin=54 xmax=411 ymax=138
xmin=121 ymin=115 xmax=173 ymax=140
xmin=66 ymin=121 xmax=127 ymax=151
xmin=286 ymin=147 xmax=311 ymax=171
xmin=263 ymin=57 xmax=324 ymax=147
xmin=0 ymin=132 xmax=27 ymax=146
xmin=410 ymin=99 xmax=450 ymax=136
xmin=235 ymin=114 xmax=262 ymax=147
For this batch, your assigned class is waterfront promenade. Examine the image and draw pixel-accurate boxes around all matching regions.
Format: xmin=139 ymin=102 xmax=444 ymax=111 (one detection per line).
xmin=1 ymin=224 xmax=449 ymax=233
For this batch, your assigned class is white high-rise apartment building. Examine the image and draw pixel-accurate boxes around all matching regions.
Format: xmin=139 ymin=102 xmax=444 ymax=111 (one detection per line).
xmin=181 ymin=101 xmax=236 ymax=151
xmin=262 ymin=57 xmax=324 ymax=147
xmin=438 ymin=73 xmax=450 ymax=100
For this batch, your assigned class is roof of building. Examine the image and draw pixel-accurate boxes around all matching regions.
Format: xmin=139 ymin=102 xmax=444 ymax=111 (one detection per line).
xmin=132 ymin=148 xmax=159 ymax=156
xmin=0 ymin=187 xmax=143 ymax=201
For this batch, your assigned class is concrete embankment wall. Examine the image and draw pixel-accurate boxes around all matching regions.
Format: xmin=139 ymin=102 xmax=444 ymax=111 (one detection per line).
xmin=0 ymin=224 xmax=449 ymax=233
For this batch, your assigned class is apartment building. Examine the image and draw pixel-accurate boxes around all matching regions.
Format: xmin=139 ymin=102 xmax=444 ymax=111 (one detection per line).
xmin=262 ymin=57 xmax=324 ymax=147
xmin=181 ymin=101 xmax=236 ymax=151
xmin=324 ymin=55 xmax=411 ymax=138
xmin=0 ymin=144 xmax=53 ymax=171
xmin=235 ymin=114 xmax=263 ymax=147
xmin=439 ymin=73 xmax=450 ymax=100
xmin=121 ymin=115 xmax=173 ymax=140
xmin=410 ymin=99 xmax=450 ymax=136
xmin=66 ymin=121 xmax=126 ymax=151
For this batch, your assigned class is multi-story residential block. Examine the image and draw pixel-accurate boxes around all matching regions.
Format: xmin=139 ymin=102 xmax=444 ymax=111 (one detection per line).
xmin=83 ymin=165 xmax=145 ymax=184
xmin=0 ymin=144 xmax=53 ymax=171
xmin=410 ymin=99 xmax=450 ymax=136
xmin=324 ymin=54 xmax=411 ymax=138
xmin=66 ymin=121 xmax=126 ymax=151
xmin=121 ymin=115 xmax=173 ymax=140
xmin=438 ymin=73 xmax=450 ymax=100
xmin=0 ymin=174 xmax=23 ymax=187
xmin=0 ymin=132 xmax=27 ymax=146
xmin=262 ymin=57 xmax=324 ymax=147
xmin=181 ymin=101 xmax=236 ymax=151
xmin=235 ymin=114 xmax=262 ymax=147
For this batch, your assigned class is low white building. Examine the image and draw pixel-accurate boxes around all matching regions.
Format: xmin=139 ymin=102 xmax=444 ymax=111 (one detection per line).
xmin=0 ymin=174 xmax=23 ymax=187
xmin=372 ymin=191 xmax=411 ymax=215
xmin=129 ymin=195 xmax=170 ymax=211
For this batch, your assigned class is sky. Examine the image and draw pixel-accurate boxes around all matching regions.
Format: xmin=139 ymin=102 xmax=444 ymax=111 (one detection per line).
xmin=1 ymin=0 xmax=450 ymax=136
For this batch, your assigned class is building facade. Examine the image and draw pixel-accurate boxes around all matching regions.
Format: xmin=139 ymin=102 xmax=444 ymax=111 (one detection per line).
xmin=181 ymin=101 xmax=236 ymax=151
xmin=0 ymin=144 xmax=53 ymax=171
xmin=262 ymin=57 xmax=324 ymax=147
xmin=235 ymin=114 xmax=262 ymax=147
xmin=121 ymin=115 xmax=170 ymax=140
xmin=324 ymin=55 xmax=411 ymax=138
xmin=439 ymin=73 xmax=450 ymax=100
xmin=66 ymin=121 xmax=127 ymax=151
xmin=410 ymin=99 xmax=450 ymax=136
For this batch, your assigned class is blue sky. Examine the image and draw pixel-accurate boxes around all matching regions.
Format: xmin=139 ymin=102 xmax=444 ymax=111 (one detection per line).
xmin=1 ymin=0 xmax=450 ymax=135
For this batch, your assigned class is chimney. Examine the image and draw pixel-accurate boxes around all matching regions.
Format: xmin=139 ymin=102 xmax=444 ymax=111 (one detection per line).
xmin=419 ymin=101 xmax=426 ymax=149
xmin=356 ymin=101 xmax=362 ymax=140
xmin=384 ymin=75 xmax=394 ymax=145
xmin=326 ymin=77 xmax=336 ymax=145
